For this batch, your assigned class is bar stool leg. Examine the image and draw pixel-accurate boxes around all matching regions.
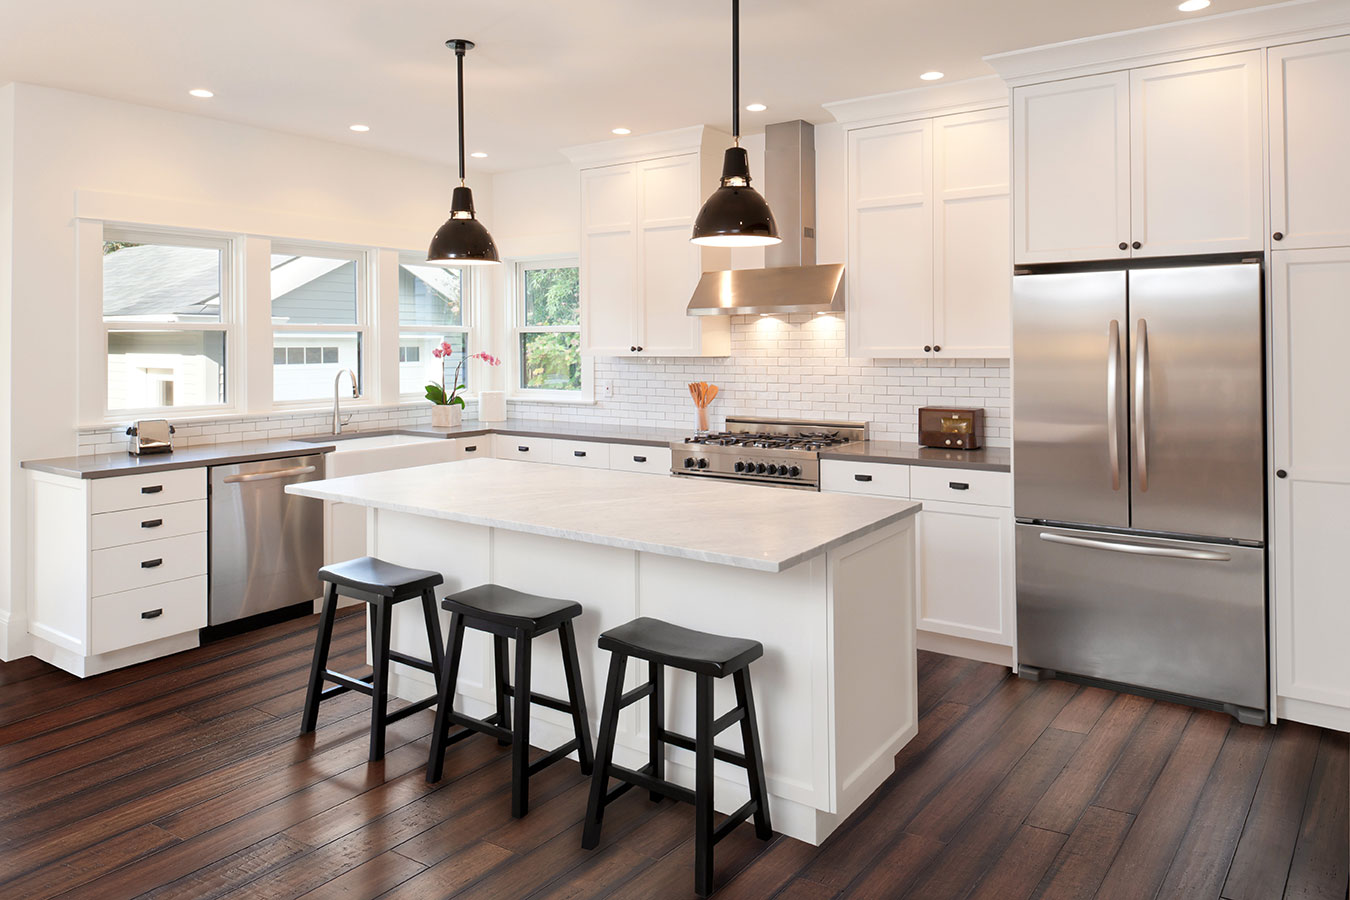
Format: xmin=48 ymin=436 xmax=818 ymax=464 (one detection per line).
xmin=558 ymin=620 xmax=594 ymax=775
xmin=493 ymin=635 xmax=512 ymax=745
xmin=734 ymin=667 xmax=773 ymax=839
xmin=693 ymin=673 xmax=716 ymax=898
xmin=419 ymin=588 xmax=445 ymax=691
xmin=427 ymin=611 xmax=465 ymax=783
xmin=368 ymin=600 xmax=393 ymax=762
xmin=510 ymin=627 xmax=534 ymax=818
xmin=648 ymin=661 xmax=665 ymax=802
xmin=581 ymin=651 xmax=628 ymax=850
xmin=300 ymin=583 xmax=339 ymax=735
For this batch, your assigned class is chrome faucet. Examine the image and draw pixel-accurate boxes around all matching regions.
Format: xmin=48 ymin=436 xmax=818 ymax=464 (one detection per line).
xmin=333 ymin=368 xmax=358 ymax=435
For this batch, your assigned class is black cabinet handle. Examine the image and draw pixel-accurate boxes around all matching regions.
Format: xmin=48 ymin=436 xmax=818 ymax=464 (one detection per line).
xmin=1276 ymin=469 xmax=1288 ymax=478
xmin=141 ymin=485 xmax=163 ymax=494
xmin=518 ymin=446 xmax=529 ymax=452
xmin=573 ymin=450 xmax=586 ymax=458
xmin=633 ymin=455 xmax=647 ymax=463
xmin=923 ymin=345 xmax=932 ymax=353
xmin=1132 ymin=241 xmax=1142 ymax=250
xmin=141 ymin=609 xmax=163 ymax=620
xmin=141 ymin=558 xmax=163 ymax=569
xmin=464 ymin=445 xmax=477 ymax=452
xmin=933 ymin=345 xmax=941 ymax=352
xmin=854 ymin=474 xmax=873 ymax=482
xmin=1119 ymin=241 xmax=1129 ymax=251
xmin=630 ymin=346 xmax=637 ymax=352
xmin=1273 ymin=232 xmax=1284 ymax=241
xmin=140 ymin=518 xmax=163 ymax=529
xmin=949 ymin=482 xmax=970 ymax=491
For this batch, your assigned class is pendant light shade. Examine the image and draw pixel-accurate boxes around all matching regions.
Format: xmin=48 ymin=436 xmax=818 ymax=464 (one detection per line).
xmin=427 ymin=39 xmax=499 ymax=267
xmin=691 ymin=0 xmax=779 ymax=248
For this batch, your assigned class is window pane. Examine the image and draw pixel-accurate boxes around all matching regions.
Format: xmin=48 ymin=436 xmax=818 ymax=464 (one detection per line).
xmin=520 ymin=332 xmax=581 ymax=391
xmin=271 ymin=254 xmax=358 ymax=324
xmin=399 ymin=333 xmax=468 ymax=397
xmin=400 ymin=264 xmax=463 ymax=326
xmin=103 ymin=242 xmax=223 ymax=323
xmin=524 ymin=266 xmax=580 ymax=326
xmin=107 ymin=330 xmax=227 ymax=410
xmin=273 ymin=332 xmax=362 ymax=402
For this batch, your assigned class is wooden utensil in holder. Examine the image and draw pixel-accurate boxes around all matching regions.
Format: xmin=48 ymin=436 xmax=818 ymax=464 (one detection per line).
xmin=688 ymin=382 xmax=719 ymax=434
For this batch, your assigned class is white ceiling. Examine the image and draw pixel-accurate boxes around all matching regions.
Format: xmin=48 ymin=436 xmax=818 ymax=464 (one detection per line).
xmin=0 ymin=0 xmax=1273 ymax=174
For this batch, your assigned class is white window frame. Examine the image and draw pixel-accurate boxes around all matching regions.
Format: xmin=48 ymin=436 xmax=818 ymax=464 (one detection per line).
xmin=100 ymin=226 xmax=238 ymax=420
xmin=269 ymin=242 xmax=373 ymax=410
xmin=510 ymin=257 xmax=591 ymax=403
xmin=396 ymin=252 xmax=474 ymax=401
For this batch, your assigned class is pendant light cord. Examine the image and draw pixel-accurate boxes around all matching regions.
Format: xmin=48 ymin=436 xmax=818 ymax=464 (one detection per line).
xmin=731 ymin=0 xmax=740 ymax=145
xmin=456 ymin=43 xmax=466 ymax=185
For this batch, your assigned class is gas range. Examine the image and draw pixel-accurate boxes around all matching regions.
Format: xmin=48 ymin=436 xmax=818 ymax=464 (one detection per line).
xmin=670 ymin=417 xmax=868 ymax=490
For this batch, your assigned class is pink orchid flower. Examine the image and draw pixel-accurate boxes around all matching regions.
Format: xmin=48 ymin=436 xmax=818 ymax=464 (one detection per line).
xmin=431 ymin=347 xmax=443 ymax=359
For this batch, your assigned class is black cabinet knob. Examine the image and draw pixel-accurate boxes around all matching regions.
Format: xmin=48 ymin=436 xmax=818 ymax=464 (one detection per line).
xmin=1273 ymin=232 xmax=1284 ymax=241
xmin=1132 ymin=241 xmax=1142 ymax=250
xmin=933 ymin=345 xmax=941 ymax=352
xmin=1276 ymin=469 xmax=1288 ymax=478
xmin=637 ymin=346 xmax=643 ymax=352
xmin=629 ymin=346 xmax=636 ymax=352
xmin=1119 ymin=242 xmax=1129 ymax=251
xmin=924 ymin=345 xmax=932 ymax=353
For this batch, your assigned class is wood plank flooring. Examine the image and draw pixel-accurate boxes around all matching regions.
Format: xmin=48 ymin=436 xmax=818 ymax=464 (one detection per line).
xmin=0 ymin=608 xmax=1344 ymax=899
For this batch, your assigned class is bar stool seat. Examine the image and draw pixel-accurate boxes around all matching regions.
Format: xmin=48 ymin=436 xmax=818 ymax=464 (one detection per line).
xmin=443 ymin=584 xmax=583 ymax=632
xmin=599 ymin=617 xmax=763 ymax=677
xmin=318 ymin=557 xmax=443 ymax=599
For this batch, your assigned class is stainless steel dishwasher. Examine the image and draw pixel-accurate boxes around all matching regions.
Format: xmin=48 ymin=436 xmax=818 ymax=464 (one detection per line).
xmin=208 ymin=454 xmax=325 ymax=626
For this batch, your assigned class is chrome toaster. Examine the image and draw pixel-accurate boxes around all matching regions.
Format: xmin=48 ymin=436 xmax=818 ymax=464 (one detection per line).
xmin=126 ymin=419 xmax=176 ymax=455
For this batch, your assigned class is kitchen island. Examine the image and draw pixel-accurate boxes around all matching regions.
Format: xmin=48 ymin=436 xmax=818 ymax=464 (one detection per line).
xmin=287 ymin=458 xmax=921 ymax=844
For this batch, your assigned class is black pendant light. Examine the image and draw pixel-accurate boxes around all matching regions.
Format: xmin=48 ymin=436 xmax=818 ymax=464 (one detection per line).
xmin=691 ymin=0 xmax=780 ymax=248
xmin=427 ymin=39 xmax=500 ymax=267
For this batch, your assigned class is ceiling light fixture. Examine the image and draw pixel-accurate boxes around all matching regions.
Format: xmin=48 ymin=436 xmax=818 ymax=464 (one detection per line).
xmin=1177 ymin=0 xmax=1211 ymax=10
xmin=692 ymin=0 xmax=780 ymax=248
xmin=426 ymin=39 xmax=499 ymax=267
xmin=188 ymin=89 xmax=214 ymax=98
xmin=349 ymin=124 xmax=370 ymax=132
xmin=611 ymin=127 xmax=632 ymax=135
xmin=470 ymin=151 xmax=488 ymax=158
xmin=746 ymin=102 xmax=766 ymax=112
xmin=919 ymin=71 xmax=944 ymax=81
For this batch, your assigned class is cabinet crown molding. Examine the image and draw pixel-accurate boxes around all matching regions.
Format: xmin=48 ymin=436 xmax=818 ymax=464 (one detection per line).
xmin=986 ymin=0 xmax=1350 ymax=86
xmin=561 ymin=125 xmax=730 ymax=169
xmin=824 ymin=76 xmax=1008 ymax=126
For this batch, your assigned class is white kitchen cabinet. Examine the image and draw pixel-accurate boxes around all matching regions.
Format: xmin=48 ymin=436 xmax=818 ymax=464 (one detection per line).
xmin=493 ymin=434 xmax=555 ymax=463
xmin=609 ymin=445 xmax=673 ymax=474
xmin=1269 ymin=36 xmax=1350 ymax=250
xmin=1013 ymin=72 xmax=1131 ymax=264
xmin=1271 ymin=249 xmax=1350 ymax=730
xmin=553 ymin=439 xmax=610 ymax=469
xmin=1129 ymin=51 xmax=1264 ymax=257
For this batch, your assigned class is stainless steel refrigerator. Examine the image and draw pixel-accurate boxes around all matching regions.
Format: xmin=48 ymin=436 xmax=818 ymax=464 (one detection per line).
xmin=1012 ymin=260 xmax=1268 ymax=724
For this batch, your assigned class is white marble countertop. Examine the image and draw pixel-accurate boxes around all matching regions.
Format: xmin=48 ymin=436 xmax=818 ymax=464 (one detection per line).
xmin=288 ymin=458 xmax=921 ymax=572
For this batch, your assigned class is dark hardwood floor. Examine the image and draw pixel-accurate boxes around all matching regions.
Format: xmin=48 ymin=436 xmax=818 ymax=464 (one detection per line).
xmin=0 ymin=607 xmax=1344 ymax=899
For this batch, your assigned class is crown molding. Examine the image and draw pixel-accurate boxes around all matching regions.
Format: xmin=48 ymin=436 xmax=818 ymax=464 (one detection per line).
xmin=823 ymin=76 xmax=1008 ymax=127
xmin=561 ymin=125 xmax=732 ymax=168
xmin=985 ymin=0 xmax=1350 ymax=86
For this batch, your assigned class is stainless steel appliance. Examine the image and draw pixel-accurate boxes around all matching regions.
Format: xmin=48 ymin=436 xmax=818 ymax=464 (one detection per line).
xmin=126 ymin=419 xmax=175 ymax=455
xmin=670 ymin=416 xmax=866 ymax=490
xmin=208 ymin=455 xmax=325 ymax=626
xmin=1013 ymin=258 xmax=1268 ymax=724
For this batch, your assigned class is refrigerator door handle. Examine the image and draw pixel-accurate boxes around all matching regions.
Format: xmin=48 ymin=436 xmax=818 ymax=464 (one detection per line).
xmin=1134 ymin=318 xmax=1149 ymax=493
xmin=1038 ymin=531 xmax=1232 ymax=561
xmin=1107 ymin=319 xmax=1123 ymax=491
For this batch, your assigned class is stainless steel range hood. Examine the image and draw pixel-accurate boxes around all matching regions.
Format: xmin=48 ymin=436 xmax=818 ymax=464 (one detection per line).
xmin=687 ymin=120 xmax=844 ymax=317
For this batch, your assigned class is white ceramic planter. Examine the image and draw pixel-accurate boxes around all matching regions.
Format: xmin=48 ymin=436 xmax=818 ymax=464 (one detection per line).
xmin=431 ymin=405 xmax=462 ymax=428
xmin=478 ymin=390 xmax=506 ymax=422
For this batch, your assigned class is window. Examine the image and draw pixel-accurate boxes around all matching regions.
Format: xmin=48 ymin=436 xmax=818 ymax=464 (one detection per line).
xmin=271 ymin=246 xmax=367 ymax=404
xmin=514 ymin=260 xmax=581 ymax=395
xmin=102 ymin=231 xmax=233 ymax=413
xmin=398 ymin=255 xmax=471 ymax=397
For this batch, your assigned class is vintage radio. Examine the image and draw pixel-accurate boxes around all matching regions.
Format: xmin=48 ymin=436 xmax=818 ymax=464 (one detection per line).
xmin=918 ymin=407 xmax=983 ymax=450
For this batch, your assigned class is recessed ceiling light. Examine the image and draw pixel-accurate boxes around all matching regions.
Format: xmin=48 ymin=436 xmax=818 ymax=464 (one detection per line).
xmin=746 ymin=103 xmax=767 ymax=112
xmin=188 ymin=89 xmax=214 ymax=98
xmin=611 ymin=127 xmax=632 ymax=135
xmin=919 ymin=71 xmax=945 ymax=81
xmin=349 ymin=124 xmax=370 ymax=133
xmin=1178 ymin=0 xmax=1210 ymax=10
xmin=470 ymin=151 xmax=488 ymax=158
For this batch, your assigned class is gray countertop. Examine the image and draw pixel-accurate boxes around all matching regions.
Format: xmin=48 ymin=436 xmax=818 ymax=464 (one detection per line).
xmin=821 ymin=441 xmax=1010 ymax=473
xmin=392 ymin=418 xmax=689 ymax=447
xmin=22 ymin=439 xmax=337 ymax=479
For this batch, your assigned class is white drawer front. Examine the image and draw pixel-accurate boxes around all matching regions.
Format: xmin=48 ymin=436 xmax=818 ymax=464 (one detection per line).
xmin=494 ymin=435 xmax=555 ymax=463
xmin=820 ymin=460 xmax=911 ymax=498
xmin=610 ymin=445 xmax=673 ymax=475
xmin=910 ymin=466 xmax=1011 ymax=507
xmin=92 ymin=532 xmax=208 ymax=596
xmin=456 ymin=437 xmax=489 ymax=458
xmin=91 ymin=467 xmax=206 ymax=514
xmin=91 ymin=499 xmax=207 ymax=550
xmin=553 ymin=440 xmax=611 ymax=469
xmin=90 ymin=575 xmax=207 ymax=655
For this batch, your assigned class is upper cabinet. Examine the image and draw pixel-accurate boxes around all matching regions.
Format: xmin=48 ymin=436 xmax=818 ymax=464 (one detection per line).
xmin=1269 ymin=35 xmax=1350 ymax=250
xmin=573 ymin=128 xmax=730 ymax=358
xmin=1013 ymin=51 xmax=1263 ymax=263
xmin=847 ymin=107 xmax=1010 ymax=359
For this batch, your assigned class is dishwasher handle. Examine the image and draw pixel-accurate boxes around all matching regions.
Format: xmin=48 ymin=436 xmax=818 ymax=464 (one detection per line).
xmin=221 ymin=465 xmax=316 ymax=484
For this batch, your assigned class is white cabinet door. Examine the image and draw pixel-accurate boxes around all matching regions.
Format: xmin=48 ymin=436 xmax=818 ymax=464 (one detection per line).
xmin=1271 ymin=249 xmax=1350 ymax=722
xmin=1130 ymin=51 xmax=1264 ymax=257
xmin=580 ymin=164 xmax=638 ymax=356
xmin=916 ymin=499 xmax=1015 ymax=647
xmin=1013 ymin=72 xmax=1131 ymax=264
xmin=1269 ymin=36 xmax=1350 ymax=250
xmin=932 ymin=108 xmax=1011 ymax=358
xmin=637 ymin=155 xmax=705 ymax=356
xmin=847 ymin=119 xmax=934 ymax=358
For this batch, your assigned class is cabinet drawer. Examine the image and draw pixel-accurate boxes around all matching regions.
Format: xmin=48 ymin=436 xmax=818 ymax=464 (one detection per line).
xmin=610 ymin=445 xmax=673 ymax=475
xmin=90 ymin=575 xmax=207 ymax=655
xmin=91 ymin=468 xmax=206 ymax=514
xmin=92 ymin=532 xmax=208 ymax=596
xmin=494 ymin=436 xmax=555 ymax=463
xmin=91 ymin=499 xmax=207 ymax=550
xmin=820 ymin=460 xmax=911 ymax=498
xmin=910 ymin=467 xmax=1010 ymax=507
xmin=553 ymin=440 xmax=611 ymax=469
xmin=457 ymin=438 xmax=487 ymax=458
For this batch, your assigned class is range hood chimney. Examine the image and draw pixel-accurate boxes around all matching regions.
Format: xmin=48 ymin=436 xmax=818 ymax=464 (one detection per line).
xmin=687 ymin=120 xmax=844 ymax=317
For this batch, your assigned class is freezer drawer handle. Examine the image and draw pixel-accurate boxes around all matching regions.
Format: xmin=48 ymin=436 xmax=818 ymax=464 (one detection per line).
xmin=141 ymin=558 xmax=163 ymax=569
xmin=221 ymin=465 xmax=316 ymax=484
xmin=1039 ymin=532 xmax=1231 ymax=562
xmin=948 ymin=482 xmax=969 ymax=491
xmin=854 ymin=474 xmax=873 ymax=482
xmin=141 ymin=609 xmax=163 ymax=620
xmin=633 ymin=455 xmax=647 ymax=463
xmin=140 ymin=518 xmax=163 ymax=529
xmin=141 ymin=485 xmax=163 ymax=494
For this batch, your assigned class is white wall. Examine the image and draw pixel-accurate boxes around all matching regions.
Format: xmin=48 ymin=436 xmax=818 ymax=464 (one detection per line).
xmin=0 ymin=84 xmax=14 ymax=657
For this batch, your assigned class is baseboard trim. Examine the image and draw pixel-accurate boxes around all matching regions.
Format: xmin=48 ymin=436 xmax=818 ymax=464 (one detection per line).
xmin=917 ymin=630 xmax=1015 ymax=669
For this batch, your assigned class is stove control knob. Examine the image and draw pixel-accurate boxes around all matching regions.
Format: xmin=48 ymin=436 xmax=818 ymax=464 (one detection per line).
xmin=788 ymin=465 xmax=801 ymax=477
xmin=734 ymin=461 xmax=746 ymax=473
xmin=755 ymin=463 xmax=767 ymax=474
xmin=773 ymin=465 xmax=787 ymax=476
xmin=684 ymin=457 xmax=697 ymax=469
xmin=696 ymin=458 xmax=709 ymax=469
